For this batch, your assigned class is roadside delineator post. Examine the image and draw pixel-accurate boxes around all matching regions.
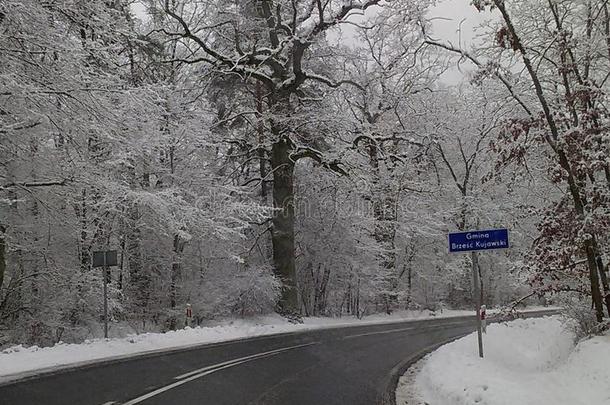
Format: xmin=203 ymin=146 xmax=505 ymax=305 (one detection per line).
xmin=186 ymin=303 xmax=193 ymax=327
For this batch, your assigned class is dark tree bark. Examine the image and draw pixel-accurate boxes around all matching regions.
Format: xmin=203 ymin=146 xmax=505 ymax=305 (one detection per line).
xmin=595 ymin=252 xmax=610 ymax=316
xmin=366 ymin=132 xmax=398 ymax=314
xmin=270 ymin=137 xmax=298 ymax=314
xmin=312 ymin=265 xmax=331 ymax=316
xmin=256 ymin=82 xmax=268 ymax=202
xmin=75 ymin=188 xmax=90 ymax=272
xmin=170 ymin=234 xmax=187 ymax=310
xmin=0 ymin=224 xmax=5 ymax=293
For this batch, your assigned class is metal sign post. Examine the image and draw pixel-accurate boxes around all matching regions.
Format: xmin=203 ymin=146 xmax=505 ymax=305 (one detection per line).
xmin=93 ymin=250 xmax=118 ymax=339
xmin=103 ymin=257 xmax=108 ymax=339
xmin=448 ymin=229 xmax=510 ymax=359
xmin=471 ymin=251 xmax=484 ymax=358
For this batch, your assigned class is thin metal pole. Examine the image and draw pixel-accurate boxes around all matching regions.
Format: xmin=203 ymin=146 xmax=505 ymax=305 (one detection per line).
xmin=471 ymin=251 xmax=484 ymax=358
xmin=103 ymin=254 xmax=108 ymax=339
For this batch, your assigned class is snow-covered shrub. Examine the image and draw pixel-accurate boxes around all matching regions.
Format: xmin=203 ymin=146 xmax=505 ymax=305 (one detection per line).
xmin=558 ymin=294 xmax=606 ymax=338
xmin=229 ymin=266 xmax=281 ymax=317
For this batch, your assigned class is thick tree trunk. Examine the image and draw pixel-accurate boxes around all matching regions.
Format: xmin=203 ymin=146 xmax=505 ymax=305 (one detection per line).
xmin=118 ymin=233 xmax=125 ymax=290
xmin=167 ymin=234 xmax=186 ymax=330
xmin=124 ymin=157 xmax=148 ymax=325
xmin=314 ymin=265 xmax=331 ymax=316
xmin=596 ymin=257 xmax=610 ymax=317
xmin=127 ymin=205 xmax=142 ymax=281
xmin=354 ymin=277 xmax=364 ymax=319
xmin=76 ymin=188 xmax=90 ymax=272
xmin=256 ymin=82 xmax=268 ymax=202
xmin=368 ymin=144 xmax=398 ymax=314
xmin=170 ymin=234 xmax=186 ymax=310
xmin=126 ymin=202 xmax=148 ymax=327
xmin=584 ymin=240 xmax=605 ymax=321
xmin=0 ymin=224 xmax=5 ymax=292
xmin=345 ymin=282 xmax=352 ymax=315
xmin=405 ymin=263 xmax=413 ymax=308
xmin=593 ymin=238 xmax=610 ymax=316
xmin=270 ymin=138 xmax=298 ymax=315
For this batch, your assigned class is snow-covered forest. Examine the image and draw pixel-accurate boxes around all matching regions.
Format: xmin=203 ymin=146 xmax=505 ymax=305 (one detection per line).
xmin=1 ymin=0 xmax=609 ymax=347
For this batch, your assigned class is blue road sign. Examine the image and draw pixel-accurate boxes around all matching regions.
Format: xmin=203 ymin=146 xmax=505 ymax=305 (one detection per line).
xmin=448 ymin=229 xmax=509 ymax=253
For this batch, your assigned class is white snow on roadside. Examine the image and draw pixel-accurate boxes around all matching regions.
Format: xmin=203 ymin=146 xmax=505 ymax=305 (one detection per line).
xmin=408 ymin=316 xmax=610 ymax=405
xmin=0 ymin=308 xmax=484 ymax=381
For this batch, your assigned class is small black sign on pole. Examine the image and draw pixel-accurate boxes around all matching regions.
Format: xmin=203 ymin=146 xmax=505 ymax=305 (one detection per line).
xmin=93 ymin=250 xmax=118 ymax=267
xmin=92 ymin=250 xmax=118 ymax=339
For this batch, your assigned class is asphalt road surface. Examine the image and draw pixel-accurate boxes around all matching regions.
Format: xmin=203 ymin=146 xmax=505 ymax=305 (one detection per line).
xmin=0 ymin=309 xmax=557 ymax=405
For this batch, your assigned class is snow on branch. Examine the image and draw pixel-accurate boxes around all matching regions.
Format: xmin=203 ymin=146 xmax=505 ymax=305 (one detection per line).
xmin=163 ymin=1 xmax=275 ymax=88
xmin=353 ymin=133 xmax=424 ymax=148
xmin=290 ymin=146 xmax=348 ymax=176
xmin=423 ymin=39 xmax=532 ymax=116
xmin=304 ymin=72 xmax=364 ymax=90
xmin=2 ymin=179 xmax=71 ymax=190
xmin=308 ymin=0 xmax=383 ymax=39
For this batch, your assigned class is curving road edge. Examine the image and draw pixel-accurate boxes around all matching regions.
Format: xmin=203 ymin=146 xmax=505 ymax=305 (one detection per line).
xmin=382 ymin=308 xmax=560 ymax=405
xmin=0 ymin=308 xmax=559 ymax=405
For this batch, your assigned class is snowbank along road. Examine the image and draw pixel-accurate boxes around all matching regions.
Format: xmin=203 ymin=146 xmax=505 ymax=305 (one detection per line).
xmin=0 ymin=309 xmax=557 ymax=405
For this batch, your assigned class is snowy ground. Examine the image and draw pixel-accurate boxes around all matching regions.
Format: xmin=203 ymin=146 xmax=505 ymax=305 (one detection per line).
xmin=398 ymin=316 xmax=610 ymax=405
xmin=0 ymin=308 xmax=487 ymax=383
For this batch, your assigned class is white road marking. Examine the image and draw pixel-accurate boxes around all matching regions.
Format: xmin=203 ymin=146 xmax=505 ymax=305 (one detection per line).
xmin=342 ymin=320 xmax=472 ymax=339
xmin=99 ymin=402 xmax=117 ymax=405
xmin=121 ymin=342 xmax=318 ymax=405
xmin=173 ymin=342 xmax=316 ymax=380
xmin=342 ymin=327 xmax=416 ymax=339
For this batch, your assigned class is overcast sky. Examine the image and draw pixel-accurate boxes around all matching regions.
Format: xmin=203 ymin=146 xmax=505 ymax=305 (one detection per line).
xmin=428 ymin=0 xmax=496 ymax=84
xmin=429 ymin=0 xmax=491 ymax=48
xmin=330 ymin=0 xmax=496 ymax=84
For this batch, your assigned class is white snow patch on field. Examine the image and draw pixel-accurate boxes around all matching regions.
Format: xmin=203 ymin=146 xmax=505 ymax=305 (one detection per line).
xmin=0 ymin=308 xmax=489 ymax=382
xmin=408 ymin=316 xmax=610 ymax=405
